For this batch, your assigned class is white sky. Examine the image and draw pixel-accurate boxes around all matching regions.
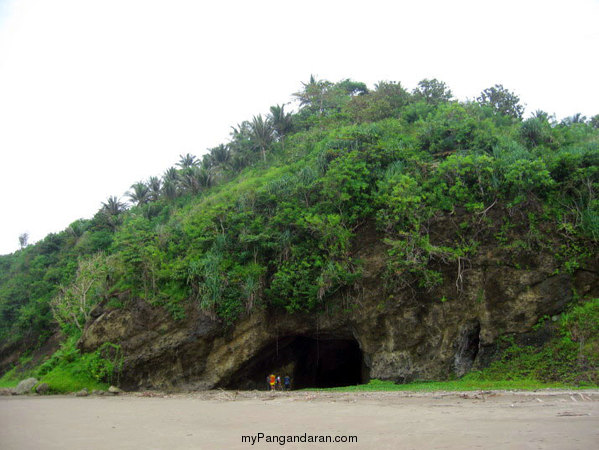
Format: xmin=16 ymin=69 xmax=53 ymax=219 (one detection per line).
xmin=0 ymin=0 xmax=598 ymax=255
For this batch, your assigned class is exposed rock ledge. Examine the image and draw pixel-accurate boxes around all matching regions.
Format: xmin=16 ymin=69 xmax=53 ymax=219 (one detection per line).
xmin=80 ymin=238 xmax=598 ymax=391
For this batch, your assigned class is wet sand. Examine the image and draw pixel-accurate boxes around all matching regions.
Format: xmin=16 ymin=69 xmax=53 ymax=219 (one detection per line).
xmin=1 ymin=390 xmax=598 ymax=449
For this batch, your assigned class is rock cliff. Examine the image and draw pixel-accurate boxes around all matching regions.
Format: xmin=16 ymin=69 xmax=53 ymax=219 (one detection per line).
xmin=79 ymin=222 xmax=599 ymax=391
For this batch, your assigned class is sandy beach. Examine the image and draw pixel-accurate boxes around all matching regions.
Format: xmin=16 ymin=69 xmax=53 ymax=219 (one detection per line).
xmin=1 ymin=390 xmax=597 ymax=449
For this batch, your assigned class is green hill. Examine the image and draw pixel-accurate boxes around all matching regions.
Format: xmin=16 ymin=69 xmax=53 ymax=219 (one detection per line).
xmin=1 ymin=78 xmax=598 ymax=392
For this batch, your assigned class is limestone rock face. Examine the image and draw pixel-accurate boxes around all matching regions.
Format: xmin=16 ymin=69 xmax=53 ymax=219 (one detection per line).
xmin=15 ymin=378 xmax=38 ymax=395
xmin=79 ymin=234 xmax=598 ymax=391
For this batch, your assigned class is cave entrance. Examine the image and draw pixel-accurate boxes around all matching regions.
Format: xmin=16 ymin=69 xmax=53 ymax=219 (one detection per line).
xmin=223 ymin=336 xmax=366 ymax=390
xmin=454 ymin=321 xmax=481 ymax=377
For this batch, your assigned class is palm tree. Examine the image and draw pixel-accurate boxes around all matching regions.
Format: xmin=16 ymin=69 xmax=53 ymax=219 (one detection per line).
xmin=269 ymin=104 xmax=293 ymax=150
xmin=177 ymin=153 xmax=199 ymax=169
xmin=148 ymin=176 xmax=161 ymax=201
xmin=229 ymin=121 xmax=254 ymax=158
xmin=180 ymin=168 xmax=199 ymax=194
xmin=163 ymin=167 xmax=179 ymax=183
xmin=101 ymin=196 xmax=126 ymax=230
xmin=532 ymin=110 xmax=550 ymax=121
xmin=162 ymin=180 xmax=178 ymax=200
xmin=249 ymin=114 xmax=274 ymax=161
xmin=293 ymin=75 xmax=332 ymax=115
xmin=561 ymin=113 xmax=587 ymax=126
xmin=210 ymin=144 xmax=230 ymax=166
xmin=127 ymin=182 xmax=150 ymax=206
xmin=197 ymin=168 xmax=212 ymax=189
xmin=162 ymin=168 xmax=180 ymax=200
xmin=101 ymin=196 xmax=126 ymax=216
xmin=181 ymin=167 xmax=212 ymax=195
xmin=228 ymin=153 xmax=248 ymax=172
xmin=202 ymin=153 xmax=214 ymax=170
xmin=230 ymin=121 xmax=252 ymax=141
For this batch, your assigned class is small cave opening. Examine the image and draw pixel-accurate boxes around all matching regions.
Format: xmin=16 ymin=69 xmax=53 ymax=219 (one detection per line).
xmin=222 ymin=336 xmax=367 ymax=390
xmin=454 ymin=321 xmax=481 ymax=377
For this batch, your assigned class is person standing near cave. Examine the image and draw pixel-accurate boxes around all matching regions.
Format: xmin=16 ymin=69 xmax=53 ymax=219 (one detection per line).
xmin=269 ymin=373 xmax=276 ymax=391
xmin=284 ymin=375 xmax=291 ymax=391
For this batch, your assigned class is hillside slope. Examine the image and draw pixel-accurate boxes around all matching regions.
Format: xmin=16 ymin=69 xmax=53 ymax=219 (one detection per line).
xmin=1 ymin=78 xmax=598 ymax=390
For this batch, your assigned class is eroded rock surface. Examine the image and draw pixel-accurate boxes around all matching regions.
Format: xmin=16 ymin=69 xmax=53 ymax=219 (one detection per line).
xmin=15 ymin=378 xmax=38 ymax=395
xmin=79 ymin=232 xmax=598 ymax=390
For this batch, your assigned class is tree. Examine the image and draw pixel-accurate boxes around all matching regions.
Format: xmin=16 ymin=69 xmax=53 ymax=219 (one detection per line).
xmin=66 ymin=220 xmax=87 ymax=239
xmin=346 ymin=81 xmax=410 ymax=123
xmin=163 ymin=167 xmax=179 ymax=183
xmin=181 ymin=167 xmax=212 ymax=194
xmin=477 ymin=84 xmax=524 ymax=119
xmin=269 ymin=104 xmax=293 ymax=150
xmin=335 ymin=79 xmax=368 ymax=97
xmin=249 ymin=114 xmax=274 ymax=161
xmin=293 ymin=75 xmax=333 ymax=115
xmin=413 ymin=79 xmax=453 ymax=105
xmin=227 ymin=153 xmax=248 ymax=172
xmin=127 ymin=182 xmax=150 ymax=206
xmin=561 ymin=113 xmax=587 ymax=126
xmin=102 ymin=196 xmax=126 ymax=216
xmin=177 ymin=153 xmax=199 ymax=169
xmin=50 ymin=253 xmax=111 ymax=332
xmin=520 ymin=117 xmax=550 ymax=148
xmin=209 ymin=144 xmax=231 ymax=166
xmin=374 ymin=81 xmax=411 ymax=107
xmin=101 ymin=196 xmax=126 ymax=230
xmin=162 ymin=180 xmax=178 ymax=200
xmin=227 ymin=121 xmax=255 ymax=165
xmin=147 ymin=176 xmax=161 ymax=201
xmin=18 ymin=233 xmax=28 ymax=249
xmin=589 ymin=114 xmax=599 ymax=129
xmin=532 ymin=110 xmax=550 ymax=121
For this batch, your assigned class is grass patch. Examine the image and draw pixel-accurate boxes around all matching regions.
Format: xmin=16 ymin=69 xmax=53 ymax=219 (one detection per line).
xmin=480 ymin=299 xmax=599 ymax=385
xmin=308 ymin=377 xmax=581 ymax=392
xmin=39 ymin=363 xmax=108 ymax=394
xmin=0 ymin=366 xmax=21 ymax=388
xmin=0 ymin=364 xmax=37 ymax=388
xmin=32 ymin=336 xmax=119 ymax=393
xmin=0 ymin=340 xmax=115 ymax=393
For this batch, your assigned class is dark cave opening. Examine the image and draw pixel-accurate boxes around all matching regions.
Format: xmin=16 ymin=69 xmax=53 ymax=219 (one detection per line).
xmin=222 ymin=336 xmax=367 ymax=390
xmin=454 ymin=321 xmax=481 ymax=377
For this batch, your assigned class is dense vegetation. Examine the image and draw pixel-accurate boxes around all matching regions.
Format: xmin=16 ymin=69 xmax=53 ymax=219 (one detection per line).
xmin=1 ymin=77 xmax=598 ymax=389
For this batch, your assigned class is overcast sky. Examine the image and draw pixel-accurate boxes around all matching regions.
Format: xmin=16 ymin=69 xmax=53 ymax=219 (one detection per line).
xmin=0 ymin=0 xmax=598 ymax=255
